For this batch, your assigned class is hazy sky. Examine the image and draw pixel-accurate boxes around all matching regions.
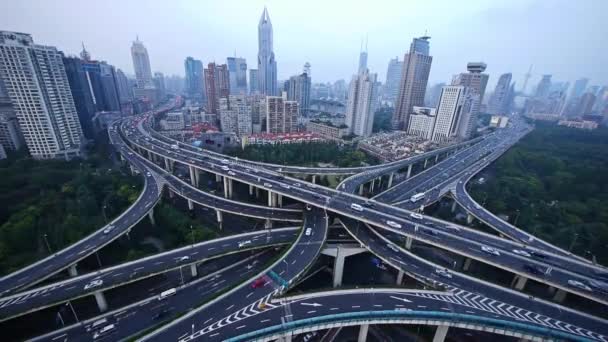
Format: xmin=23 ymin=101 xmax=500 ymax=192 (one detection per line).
xmin=3 ymin=0 xmax=607 ymax=91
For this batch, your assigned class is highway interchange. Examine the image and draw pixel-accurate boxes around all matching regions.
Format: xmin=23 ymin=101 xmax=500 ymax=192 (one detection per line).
xmin=0 ymin=99 xmax=607 ymax=341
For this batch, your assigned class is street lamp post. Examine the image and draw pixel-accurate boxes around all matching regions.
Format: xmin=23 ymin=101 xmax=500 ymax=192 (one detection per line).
xmin=66 ymin=301 xmax=79 ymax=322
xmin=43 ymin=234 xmax=52 ymax=254
xmin=190 ymin=225 xmax=195 ymax=247
xmin=513 ymin=210 xmax=521 ymax=226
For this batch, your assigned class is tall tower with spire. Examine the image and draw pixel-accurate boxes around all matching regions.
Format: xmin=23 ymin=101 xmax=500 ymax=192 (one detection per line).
xmin=130 ymin=36 xmax=154 ymax=89
xmin=257 ymin=7 xmax=277 ymax=96
xmin=358 ymin=37 xmax=368 ymax=74
xmin=80 ymin=42 xmax=91 ymax=61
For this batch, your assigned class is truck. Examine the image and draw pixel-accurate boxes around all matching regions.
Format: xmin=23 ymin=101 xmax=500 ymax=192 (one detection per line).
xmin=410 ymin=192 xmax=425 ymax=202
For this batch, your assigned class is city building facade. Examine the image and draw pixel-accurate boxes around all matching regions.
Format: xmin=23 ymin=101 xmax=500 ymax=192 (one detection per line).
xmin=345 ymin=70 xmax=378 ymax=137
xmin=227 ymin=57 xmax=248 ymax=95
xmin=204 ymin=62 xmax=230 ymax=114
xmin=487 ymin=73 xmax=513 ymax=115
xmin=219 ymin=95 xmax=252 ymax=136
xmin=266 ymin=93 xmax=298 ymax=134
xmin=257 ymin=8 xmax=277 ymax=96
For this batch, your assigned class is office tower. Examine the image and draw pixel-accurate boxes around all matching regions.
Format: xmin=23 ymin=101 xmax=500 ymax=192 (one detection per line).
xmin=393 ymin=36 xmax=433 ymax=130
xmin=63 ymin=56 xmax=97 ymax=138
xmin=153 ymin=72 xmax=166 ymax=99
xmin=358 ymin=43 xmax=368 ymax=75
xmin=131 ymin=37 xmax=154 ymax=88
xmin=407 ymin=106 xmax=436 ymax=140
xmin=257 ymin=7 xmax=277 ymax=96
xmin=431 ymin=86 xmax=474 ymax=143
xmin=452 ymin=63 xmax=489 ymax=107
xmin=487 ymin=73 xmax=513 ymax=115
xmin=184 ymin=57 xmax=205 ymax=101
xmin=115 ymin=68 xmax=133 ymax=102
xmin=535 ymin=75 xmax=552 ymax=98
xmin=383 ymin=57 xmax=403 ymax=104
xmin=0 ymin=31 xmax=83 ymax=159
xmin=570 ymin=78 xmax=589 ymax=99
xmin=266 ymin=93 xmax=298 ymax=133
xmin=219 ymin=95 xmax=252 ymax=136
xmin=285 ymin=63 xmax=312 ymax=116
xmin=345 ymin=70 xmax=378 ymax=137
xmin=80 ymin=59 xmax=121 ymax=112
xmin=249 ymin=69 xmax=259 ymax=94
xmin=577 ymin=92 xmax=596 ymax=116
xmin=227 ymin=57 xmax=248 ymax=95
xmin=204 ymin=62 xmax=230 ymax=114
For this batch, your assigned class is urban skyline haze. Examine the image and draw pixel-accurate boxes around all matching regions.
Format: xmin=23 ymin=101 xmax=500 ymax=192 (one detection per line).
xmin=2 ymin=0 xmax=607 ymax=90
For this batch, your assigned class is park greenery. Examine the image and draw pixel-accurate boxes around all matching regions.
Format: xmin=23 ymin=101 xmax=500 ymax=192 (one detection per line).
xmin=225 ymin=141 xmax=378 ymax=167
xmin=469 ymin=123 xmax=608 ymax=264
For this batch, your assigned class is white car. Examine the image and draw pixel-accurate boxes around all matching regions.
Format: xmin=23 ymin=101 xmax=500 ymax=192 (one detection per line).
xmin=227 ymin=171 xmax=236 ymax=176
xmin=305 ymin=228 xmax=312 ymax=236
xmin=263 ymin=182 xmax=273 ymax=188
xmin=103 ymin=225 xmax=115 ymax=234
xmin=386 ymin=243 xmax=400 ymax=252
xmin=84 ymin=279 xmax=103 ymax=290
xmin=238 ymin=240 xmax=252 ymax=248
xmin=512 ymin=249 xmax=531 ymax=257
xmin=221 ymin=159 xmax=230 ymax=164
xmin=410 ymin=213 xmax=423 ymax=220
xmin=435 ymin=268 xmax=452 ymax=278
xmin=568 ymin=279 xmax=592 ymax=291
xmin=221 ymin=166 xmax=230 ymax=171
xmin=481 ymin=245 xmax=501 ymax=256
xmin=386 ymin=220 xmax=402 ymax=229
xmin=175 ymin=256 xmax=191 ymax=263
xmin=280 ymin=183 xmax=291 ymax=189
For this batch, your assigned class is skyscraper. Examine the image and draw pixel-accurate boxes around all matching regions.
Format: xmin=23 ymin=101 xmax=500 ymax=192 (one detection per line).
xmin=576 ymin=92 xmax=596 ymax=116
xmin=535 ymin=75 xmax=552 ymax=98
xmin=487 ymin=73 xmax=513 ymax=115
xmin=81 ymin=59 xmax=121 ymax=112
xmin=184 ymin=57 xmax=205 ymax=101
xmin=63 ymin=56 xmax=97 ymax=138
xmin=286 ymin=63 xmax=312 ymax=116
xmin=249 ymin=69 xmax=259 ymax=94
xmin=257 ymin=7 xmax=277 ymax=96
xmin=345 ymin=70 xmax=378 ymax=137
xmin=431 ymin=86 xmax=474 ymax=143
xmin=131 ymin=37 xmax=154 ymax=88
xmin=451 ymin=62 xmax=489 ymax=138
xmin=0 ymin=31 xmax=83 ymax=159
xmin=204 ymin=62 xmax=230 ymax=114
xmin=153 ymin=72 xmax=166 ymax=99
xmin=266 ymin=93 xmax=298 ymax=134
xmin=383 ymin=57 xmax=403 ymax=104
xmin=227 ymin=57 xmax=248 ymax=95
xmin=115 ymin=68 xmax=132 ymax=103
xmin=570 ymin=78 xmax=589 ymax=99
xmin=393 ymin=36 xmax=433 ymax=130
xmin=358 ymin=44 xmax=368 ymax=75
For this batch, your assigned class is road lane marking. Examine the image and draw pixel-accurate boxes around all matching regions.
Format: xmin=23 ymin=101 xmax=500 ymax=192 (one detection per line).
xmin=307 ymin=310 xmax=316 ymax=314
xmin=261 ymin=319 xmax=270 ymax=323
xmin=226 ymin=304 xmax=234 ymax=311
xmin=330 ymin=307 xmax=339 ymax=311
xmin=112 ymin=272 xmax=123 ymax=277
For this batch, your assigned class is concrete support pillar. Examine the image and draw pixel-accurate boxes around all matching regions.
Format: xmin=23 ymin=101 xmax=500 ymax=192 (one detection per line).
xmin=215 ymin=174 xmax=222 ymax=182
xmin=388 ymin=172 xmax=394 ymax=188
xmin=553 ymin=289 xmax=567 ymax=303
xmin=277 ymin=194 xmax=283 ymax=207
xmin=512 ymin=275 xmax=528 ymax=290
xmin=94 ymin=291 xmax=108 ymax=312
xmin=129 ymin=165 xmax=136 ymax=176
xmin=433 ymin=325 xmax=449 ymax=342
xmin=168 ymin=189 xmax=174 ymax=198
xmin=227 ymin=178 xmax=233 ymax=198
xmin=189 ymin=166 xmax=197 ymax=187
xmin=396 ymin=270 xmax=405 ymax=285
xmin=333 ymin=248 xmax=347 ymax=288
xmin=358 ymin=324 xmax=369 ymax=342
xmin=195 ymin=169 xmax=200 ymax=188
xmin=280 ymin=334 xmax=292 ymax=342
xmin=223 ymin=177 xmax=230 ymax=198
xmin=148 ymin=209 xmax=156 ymax=225
xmin=359 ymin=184 xmax=364 ymax=196
xmin=462 ymin=258 xmax=472 ymax=271
xmin=147 ymin=150 xmax=152 ymax=161
xmin=187 ymin=199 xmax=194 ymax=210
xmin=450 ymin=201 xmax=457 ymax=213
xmin=249 ymin=184 xmax=254 ymax=196
xmin=190 ymin=263 xmax=198 ymax=277
xmin=370 ymin=179 xmax=375 ymax=193
xmin=424 ymin=158 xmax=429 ymax=169
xmin=312 ymin=175 xmax=316 ymax=184
xmin=68 ymin=264 xmax=78 ymax=277
xmin=406 ymin=164 xmax=412 ymax=179
xmin=435 ymin=154 xmax=439 ymax=163
xmin=404 ymin=236 xmax=413 ymax=250
xmin=265 ymin=219 xmax=273 ymax=229
xmin=120 ymin=154 xmax=125 ymax=162
xmin=164 ymin=158 xmax=171 ymax=172
xmin=216 ymin=209 xmax=223 ymax=228
xmin=466 ymin=213 xmax=474 ymax=224
xmin=268 ymin=191 xmax=277 ymax=207
xmin=255 ymin=187 xmax=260 ymax=199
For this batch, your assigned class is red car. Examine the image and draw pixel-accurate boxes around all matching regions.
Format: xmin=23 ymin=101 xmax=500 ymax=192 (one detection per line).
xmin=251 ymin=278 xmax=265 ymax=288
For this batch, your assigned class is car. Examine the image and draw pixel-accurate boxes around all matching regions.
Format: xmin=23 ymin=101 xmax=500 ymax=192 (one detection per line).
xmin=238 ymin=240 xmax=252 ymax=248
xmin=530 ymin=251 xmax=549 ymax=259
xmin=350 ymin=203 xmax=364 ymax=212
xmin=221 ymin=166 xmax=230 ymax=171
xmin=305 ymin=228 xmax=312 ymax=236
xmin=386 ymin=220 xmax=402 ymax=229
xmin=227 ymin=171 xmax=236 ymax=176
xmin=293 ymin=182 xmax=301 ymax=187
xmin=263 ymin=182 xmax=273 ymax=188
xmin=523 ymin=264 xmax=544 ymax=275
xmin=568 ymin=279 xmax=592 ymax=291
xmin=221 ymin=159 xmax=230 ymax=164
xmin=435 ymin=268 xmax=452 ymax=278
xmin=421 ymin=229 xmax=438 ymax=236
xmin=386 ymin=243 xmax=400 ymax=252
xmin=158 ymin=288 xmax=177 ymax=300
xmin=280 ymin=183 xmax=291 ymax=189
xmin=312 ymin=194 xmax=322 ymax=200
xmin=481 ymin=245 xmax=501 ymax=256
xmin=512 ymin=249 xmax=531 ymax=257
xmin=251 ymin=278 xmax=265 ymax=288
xmin=410 ymin=213 xmax=423 ymax=220
xmin=175 ymin=256 xmax=190 ymax=263
xmin=93 ymin=324 xmax=115 ymax=339
xmin=84 ymin=279 xmax=104 ymax=290
xmin=103 ymin=225 xmax=115 ymax=234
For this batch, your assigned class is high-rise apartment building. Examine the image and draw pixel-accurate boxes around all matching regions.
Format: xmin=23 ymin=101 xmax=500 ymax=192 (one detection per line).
xmin=383 ymin=57 xmax=403 ymax=105
xmin=431 ymin=86 xmax=474 ymax=143
xmin=219 ymin=95 xmax=252 ymax=136
xmin=249 ymin=69 xmax=259 ymax=94
xmin=227 ymin=57 xmax=248 ymax=95
xmin=487 ymin=73 xmax=513 ymax=115
xmin=407 ymin=106 xmax=436 ymax=140
xmin=345 ymin=70 xmax=378 ymax=137
xmin=0 ymin=31 xmax=83 ymax=159
xmin=257 ymin=8 xmax=277 ymax=96
xmin=204 ymin=63 xmax=230 ymax=114
xmin=266 ymin=93 xmax=298 ymax=134
xmin=393 ymin=36 xmax=433 ymax=130
xmin=131 ymin=37 xmax=154 ymax=89
xmin=184 ymin=57 xmax=205 ymax=101
xmin=535 ymin=75 xmax=552 ymax=98
xmin=286 ymin=63 xmax=311 ymax=116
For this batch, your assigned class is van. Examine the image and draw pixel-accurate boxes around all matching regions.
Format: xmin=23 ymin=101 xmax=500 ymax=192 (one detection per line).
xmin=158 ymin=288 xmax=177 ymax=300
xmin=93 ymin=324 xmax=115 ymax=339
xmin=350 ymin=203 xmax=364 ymax=212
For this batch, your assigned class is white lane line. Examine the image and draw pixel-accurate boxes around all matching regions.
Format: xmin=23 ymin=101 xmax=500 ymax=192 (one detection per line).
xmin=134 ymin=267 xmax=144 ymax=271
xmin=112 ymin=273 xmax=123 ymax=277
xmin=246 ymin=292 xmax=253 ymax=298
xmin=307 ymin=310 xmax=316 ymax=314
xmin=373 ymin=305 xmax=382 ymax=308
xmin=203 ymin=317 xmax=214 ymax=325
xmin=236 ymin=325 xmax=246 ymax=330
xmin=210 ymin=333 xmax=219 ymax=337
xmin=52 ymin=333 xmax=67 ymax=340
xmin=65 ymin=286 xmax=76 ymax=291
xmin=261 ymin=319 xmax=270 ymax=323
xmin=417 ymin=305 xmax=427 ymax=308
xmin=226 ymin=304 xmax=234 ymax=311
xmin=330 ymin=307 xmax=339 ymax=311
xmin=352 ymin=305 xmax=360 ymax=308
xmin=208 ymin=247 xmax=216 ymax=251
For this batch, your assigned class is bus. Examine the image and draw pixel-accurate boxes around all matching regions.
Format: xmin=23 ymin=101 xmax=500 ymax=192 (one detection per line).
xmin=410 ymin=192 xmax=425 ymax=202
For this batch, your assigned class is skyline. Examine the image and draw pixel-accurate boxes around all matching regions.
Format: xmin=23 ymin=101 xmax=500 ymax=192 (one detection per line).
xmin=2 ymin=0 xmax=607 ymax=91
